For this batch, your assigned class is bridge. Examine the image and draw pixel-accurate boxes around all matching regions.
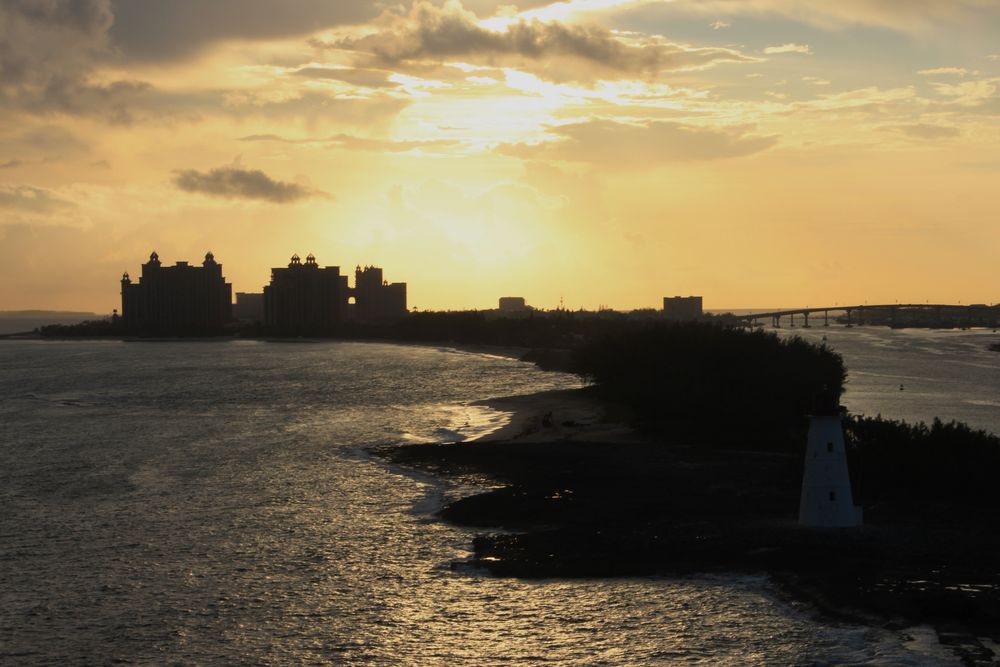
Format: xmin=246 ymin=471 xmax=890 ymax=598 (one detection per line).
xmin=737 ymin=303 xmax=999 ymax=328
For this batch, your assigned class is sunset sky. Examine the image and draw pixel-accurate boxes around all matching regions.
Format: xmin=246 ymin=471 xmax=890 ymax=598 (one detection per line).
xmin=2 ymin=0 xmax=999 ymax=312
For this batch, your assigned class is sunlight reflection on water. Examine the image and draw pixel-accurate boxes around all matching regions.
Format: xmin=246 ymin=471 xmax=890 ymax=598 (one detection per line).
xmin=0 ymin=340 xmax=957 ymax=665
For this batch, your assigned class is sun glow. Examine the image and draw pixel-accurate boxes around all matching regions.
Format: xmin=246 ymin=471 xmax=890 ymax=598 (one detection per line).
xmin=2 ymin=0 xmax=1000 ymax=312
xmin=480 ymin=0 xmax=662 ymax=29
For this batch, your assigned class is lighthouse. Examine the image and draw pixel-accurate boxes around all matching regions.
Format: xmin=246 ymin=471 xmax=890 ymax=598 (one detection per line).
xmin=798 ymin=391 xmax=863 ymax=528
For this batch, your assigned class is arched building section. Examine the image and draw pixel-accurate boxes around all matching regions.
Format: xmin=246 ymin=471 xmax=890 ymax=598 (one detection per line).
xmin=261 ymin=255 xmax=407 ymax=334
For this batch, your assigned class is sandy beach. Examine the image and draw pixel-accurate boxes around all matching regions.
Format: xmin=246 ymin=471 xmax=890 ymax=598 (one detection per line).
xmin=471 ymin=388 xmax=642 ymax=444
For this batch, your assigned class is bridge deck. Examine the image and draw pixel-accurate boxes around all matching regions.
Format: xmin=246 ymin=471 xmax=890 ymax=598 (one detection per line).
xmin=741 ymin=304 xmax=991 ymax=320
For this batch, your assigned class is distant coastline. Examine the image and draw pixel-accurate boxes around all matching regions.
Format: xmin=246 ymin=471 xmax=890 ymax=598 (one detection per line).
xmin=10 ymin=303 xmax=1000 ymax=345
xmin=0 ymin=310 xmax=102 ymax=336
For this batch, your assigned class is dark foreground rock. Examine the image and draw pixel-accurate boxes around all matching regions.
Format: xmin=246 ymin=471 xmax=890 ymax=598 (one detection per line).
xmin=376 ymin=439 xmax=1000 ymax=665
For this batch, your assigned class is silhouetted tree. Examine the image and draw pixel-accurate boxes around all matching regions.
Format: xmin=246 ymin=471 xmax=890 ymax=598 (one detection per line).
xmin=845 ymin=415 xmax=1000 ymax=507
xmin=575 ymin=322 xmax=846 ymax=448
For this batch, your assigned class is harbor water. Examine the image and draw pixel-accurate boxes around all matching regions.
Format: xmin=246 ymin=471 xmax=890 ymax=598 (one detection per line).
xmin=0 ymin=337 xmax=976 ymax=665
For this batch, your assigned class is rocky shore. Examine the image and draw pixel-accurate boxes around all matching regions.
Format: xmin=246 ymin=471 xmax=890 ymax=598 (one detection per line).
xmin=375 ymin=388 xmax=1000 ymax=666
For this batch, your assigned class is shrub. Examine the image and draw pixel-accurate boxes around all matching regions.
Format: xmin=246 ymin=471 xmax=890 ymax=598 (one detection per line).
xmin=574 ymin=322 xmax=846 ymax=448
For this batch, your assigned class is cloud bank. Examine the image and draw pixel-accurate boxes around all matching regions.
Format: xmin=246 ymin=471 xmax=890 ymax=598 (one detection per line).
xmin=172 ymin=166 xmax=321 ymax=203
xmin=580 ymin=0 xmax=998 ymax=33
xmin=108 ymin=0 xmax=378 ymax=62
xmin=329 ymin=2 xmax=757 ymax=81
xmin=0 ymin=0 xmax=114 ymax=111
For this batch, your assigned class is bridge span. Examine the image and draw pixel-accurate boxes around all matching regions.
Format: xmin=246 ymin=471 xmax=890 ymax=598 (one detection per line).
xmin=738 ymin=304 xmax=998 ymax=328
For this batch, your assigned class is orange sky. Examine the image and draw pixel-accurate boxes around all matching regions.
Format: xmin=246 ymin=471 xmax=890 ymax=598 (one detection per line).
xmin=2 ymin=0 xmax=999 ymax=312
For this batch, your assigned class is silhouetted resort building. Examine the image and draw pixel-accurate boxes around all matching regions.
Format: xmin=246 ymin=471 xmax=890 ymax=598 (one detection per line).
xmin=233 ymin=292 xmax=264 ymax=322
xmin=663 ymin=296 xmax=703 ymax=321
xmin=353 ymin=265 xmax=407 ymax=323
xmin=490 ymin=296 xmax=532 ymax=319
xmin=263 ymin=255 xmax=407 ymax=333
xmin=499 ymin=297 xmax=528 ymax=313
xmin=263 ymin=254 xmax=349 ymax=334
xmin=120 ymin=251 xmax=232 ymax=335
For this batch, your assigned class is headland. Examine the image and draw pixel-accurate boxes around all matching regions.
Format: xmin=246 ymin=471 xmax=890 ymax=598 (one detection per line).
xmin=374 ymin=324 xmax=1000 ymax=665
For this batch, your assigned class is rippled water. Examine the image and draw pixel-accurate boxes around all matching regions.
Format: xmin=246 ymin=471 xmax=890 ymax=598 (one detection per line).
xmin=0 ymin=340 xmax=959 ymax=664
xmin=782 ymin=327 xmax=1000 ymax=434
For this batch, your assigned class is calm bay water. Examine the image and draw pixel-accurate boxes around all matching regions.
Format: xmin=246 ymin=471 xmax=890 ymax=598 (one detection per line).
xmin=782 ymin=327 xmax=1000 ymax=434
xmin=0 ymin=339 xmax=963 ymax=665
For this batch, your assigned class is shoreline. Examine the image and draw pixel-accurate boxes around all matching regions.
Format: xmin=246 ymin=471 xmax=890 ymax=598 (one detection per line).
xmin=468 ymin=388 xmax=630 ymax=444
xmin=0 ymin=333 xmax=535 ymax=360
xmin=374 ymin=387 xmax=1000 ymax=665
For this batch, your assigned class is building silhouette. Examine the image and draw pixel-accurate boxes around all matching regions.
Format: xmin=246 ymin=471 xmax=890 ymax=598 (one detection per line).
xmin=120 ymin=251 xmax=232 ymax=335
xmin=492 ymin=296 xmax=532 ymax=320
xmin=263 ymin=254 xmax=348 ymax=335
xmin=262 ymin=257 xmax=407 ymax=333
xmin=499 ymin=296 xmax=528 ymax=313
xmin=233 ymin=292 xmax=264 ymax=322
xmin=353 ymin=265 xmax=407 ymax=323
xmin=663 ymin=296 xmax=703 ymax=321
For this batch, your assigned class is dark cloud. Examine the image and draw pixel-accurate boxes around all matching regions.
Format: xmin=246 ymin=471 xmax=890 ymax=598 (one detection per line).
xmin=0 ymin=159 xmax=23 ymax=169
xmin=0 ymin=1 xmax=405 ymax=124
xmin=500 ymin=119 xmax=777 ymax=164
xmin=0 ymin=0 xmax=111 ymax=84
xmin=108 ymin=0 xmax=378 ymax=62
xmin=0 ymin=185 xmax=76 ymax=212
xmin=28 ymin=78 xmax=153 ymax=123
xmin=0 ymin=0 xmax=155 ymax=120
xmin=5 ymin=0 xmax=110 ymax=26
xmin=172 ymin=166 xmax=321 ymax=203
xmin=328 ymin=2 xmax=757 ymax=82
xmin=1 ymin=0 xmax=112 ymax=81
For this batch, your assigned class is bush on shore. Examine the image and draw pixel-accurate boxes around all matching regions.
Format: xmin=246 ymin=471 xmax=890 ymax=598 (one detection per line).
xmin=574 ymin=322 xmax=846 ymax=448
xmin=38 ymin=319 xmax=124 ymax=337
xmin=845 ymin=415 xmax=1000 ymax=507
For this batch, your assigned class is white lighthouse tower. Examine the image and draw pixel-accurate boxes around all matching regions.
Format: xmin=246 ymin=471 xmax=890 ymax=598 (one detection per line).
xmin=799 ymin=392 xmax=862 ymax=528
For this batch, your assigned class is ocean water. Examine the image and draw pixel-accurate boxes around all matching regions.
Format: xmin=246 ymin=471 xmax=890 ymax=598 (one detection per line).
xmin=0 ymin=339 xmax=962 ymax=665
xmin=780 ymin=326 xmax=1000 ymax=434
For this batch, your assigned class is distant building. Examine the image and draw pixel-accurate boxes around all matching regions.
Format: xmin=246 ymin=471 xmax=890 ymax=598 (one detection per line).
xmin=233 ymin=292 xmax=264 ymax=322
xmin=353 ymin=265 xmax=407 ymax=323
xmin=498 ymin=297 xmax=528 ymax=313
xmin=263 ymin=254 xmax=348 ymax=335
xmin=490 ymin=296 xmax=533 ymax=320
xmin=120 ymin=251 xmax=233 ymax=335
xmin=663 ymin=296 xmax=703 ymax=321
